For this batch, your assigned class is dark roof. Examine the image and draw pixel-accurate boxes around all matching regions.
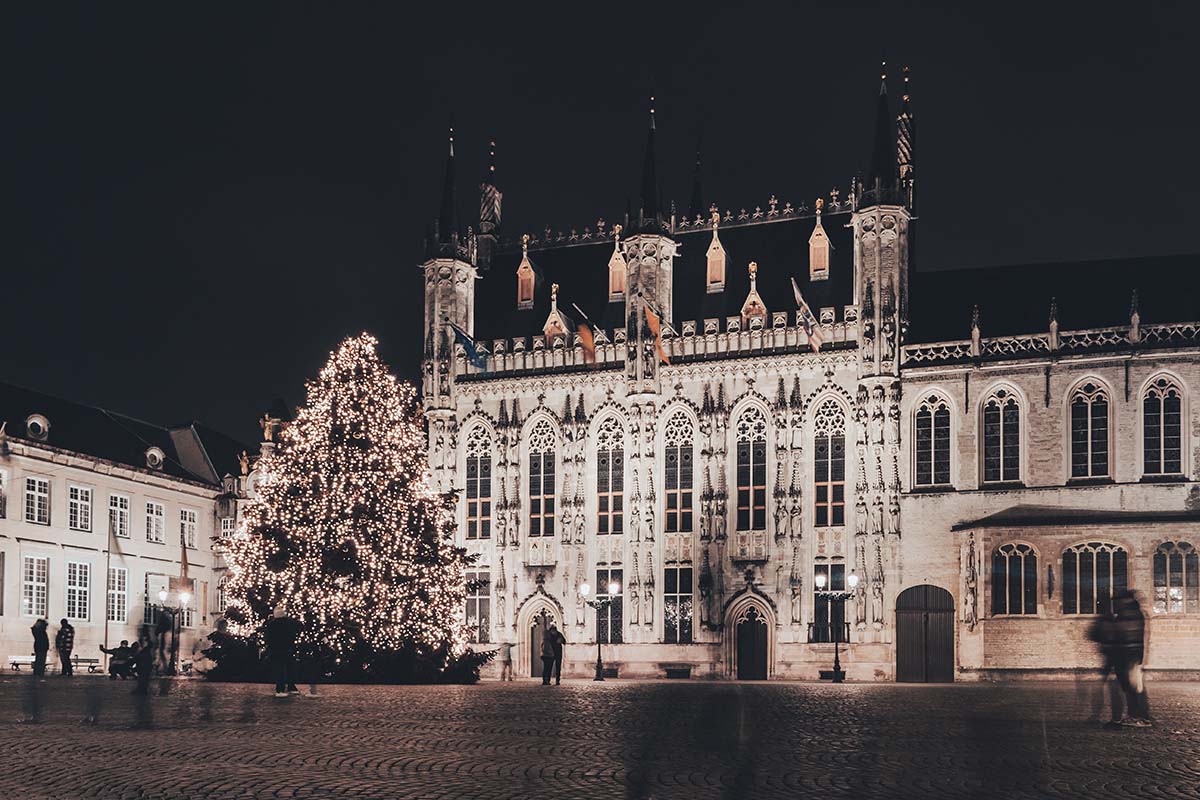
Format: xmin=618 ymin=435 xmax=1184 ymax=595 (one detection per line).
xmin=909 ymin=254 xmax=1200 ymax=343
xmin=0 ymin=381 xmax=250 ymax=486
xmin=951 ymin=504 xmax=1200 ymax=531
xmin=474 ymin=212 xmax=856 ymax=342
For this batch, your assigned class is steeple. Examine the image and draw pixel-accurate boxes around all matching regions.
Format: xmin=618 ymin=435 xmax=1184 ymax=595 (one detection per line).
xmin=438 ymin=123 xmax=458 ymax=243
xmin=865 ymin=63 xmax=898 ymax=206
xmin=896 ymin=65 xmax=915 ymax=210
xmin=638 ymin=97 xmax=661 ymax=229
xmin=687 ymin=132 xmax=704 ymax=221
xmin=477 ymin=138 xmax=503 ymax=270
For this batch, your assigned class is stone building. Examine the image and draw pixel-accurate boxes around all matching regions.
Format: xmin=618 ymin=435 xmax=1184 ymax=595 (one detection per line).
xmin=0 ymin=382 xmax=250 ymax=669
xmin=421 ymin=71 xmax=1200 ymax=680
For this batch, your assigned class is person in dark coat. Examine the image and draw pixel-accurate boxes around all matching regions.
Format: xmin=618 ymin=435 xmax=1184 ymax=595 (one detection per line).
xmin=55 ymin=619 xmax=74 ymax=676
xmin=546 ymin=623 xmax=567 ymax=685
xmin=100 ymin=641 xmax=134 ymax=679
xmin=132 ymin=628 xmax=156 ymax=696
xmin=539 ymin=634 xmax=556 ymax=685
xmin=1111 ymin=590 xmax=1152 ymax=727
xmin=30 ymin=619 xmax=50 ymax=677
xmin=264 ymin=605 xmax=301 ymax=696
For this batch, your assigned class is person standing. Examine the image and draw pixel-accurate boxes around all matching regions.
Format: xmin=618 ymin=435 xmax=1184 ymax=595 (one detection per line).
xmin=55 ymin=619 xmax=75 ymax=677
xmin=264 ymin=605 xmax=301 ymax=697
xmin=546 ymin=623 xmax=567 ymax=685
xmin=496 ymin=640 xmax=513 ymax=682
xmin=539 ymin=632 xmax=556 ymax=685
xmin=1112 ymin=591 xmax=1152 ymax=727
xmin=30 ymin=619 xmax=50 ymax=678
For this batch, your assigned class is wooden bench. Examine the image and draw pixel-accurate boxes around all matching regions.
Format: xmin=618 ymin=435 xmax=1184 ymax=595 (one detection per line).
xmin=9 ymin=656 xmax=36 ymax=671
xmin=10 ymin=655 xmax=101 ymax=673
xmin=72 ymin=656 xmax=101 ymax=674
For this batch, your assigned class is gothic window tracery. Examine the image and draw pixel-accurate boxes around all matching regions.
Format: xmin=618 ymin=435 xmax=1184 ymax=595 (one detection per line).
xmin=664 ymin=411 xmax=695 ymax=533
xmin=981 ymin=388 xmax=1020 ymax=484
xmin=465 ymin=570 xmax=491 ymax=643
xmin=735 ymin=406 xmax=768 ymax=531
xmin=663 ymin=565 xmax=694 ymax=643
xmin=595 ymin=416 xmax=624 ymax=536
xmin=914 ymin=394 xmax=951 ymax=487
xmin=1062 ymin=541 xmax=1128 ymax=615
xmin=1070 ymin=382 xmax=1109 ymax=479
xmin=991 ymin=542 xmax=1037 ymax=616
xmin=812 ymin=400 xmax=845 ymax=527
xmin=1143 ymin=376 xmax=1183 ymax=476
xmin=1153 ymin=541 xmax=1198 ymax=614
xmin=528 ymin=419 xmax=556 ymax=538
xmin=465 ymin=426 xmax=492 ymax=540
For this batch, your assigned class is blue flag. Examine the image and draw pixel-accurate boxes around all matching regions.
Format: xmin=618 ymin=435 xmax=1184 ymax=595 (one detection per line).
xmin=449 ymin=323 xmax=488 ymax=371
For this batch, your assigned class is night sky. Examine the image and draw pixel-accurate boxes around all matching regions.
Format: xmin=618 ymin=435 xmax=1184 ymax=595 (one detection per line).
xmin=7 ymin=3 xmax=1196 ymax=444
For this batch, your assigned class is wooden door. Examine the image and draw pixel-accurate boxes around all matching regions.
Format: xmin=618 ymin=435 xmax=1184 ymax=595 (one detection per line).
xmin=896 ymin=585 xmax=954 ymax=682
xmin=736 ymin=607 xmax=768 ymax=680
xmin=529 ymin=609 xmax=552 ymax=677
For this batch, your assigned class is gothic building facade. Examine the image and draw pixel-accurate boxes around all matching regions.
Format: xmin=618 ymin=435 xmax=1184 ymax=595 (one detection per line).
xmin=421 ymin=72 xmax=1200 ymax=681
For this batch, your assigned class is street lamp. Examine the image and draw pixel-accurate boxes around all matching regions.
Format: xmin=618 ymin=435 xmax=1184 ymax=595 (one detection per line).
xmin=813 ymin=570 xmax=859 ymax=684
xmin=579 ymin=580 xmax=620 ymax=682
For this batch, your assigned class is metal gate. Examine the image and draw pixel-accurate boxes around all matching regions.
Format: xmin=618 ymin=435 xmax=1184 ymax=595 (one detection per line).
xmin=896 ymin=585 xmax=954 ymax=682
xmin=736 ymin=608 xmax=768 ymax=680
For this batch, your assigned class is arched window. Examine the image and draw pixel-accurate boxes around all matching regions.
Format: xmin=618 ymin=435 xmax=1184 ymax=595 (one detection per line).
xmin=991 ymin=543 xmax=1037 ymax=615
xmin=465 ymin=426 xmax=492 ymax=540
xmin=216 ymin=575 xmax=229 ymax=614
xmin=1154 ymin=541 xmax=1199 ymax=614
xmin=595 ymin=417 xmax=624 ymax=535
xmin=735 ymin=406 xmax=768 ymax=531
xmin=1062 ymin=542 xmax=1128 ymax=615
xmin=1143 ymin=376 xmax=1183 ymax=476
xmin=663 ymin=411 xmax=695 ymax=533
xmin=527 ymin=419 xmax=556 ymax=538
xmin=914 ymin=394 xmax=951 ymax=487
xmin=982 ymin=388 xmax=1020 ymax=484
xmin=1070 ymin=382 xmax=1109 ymax=479
xmin=812 ymin=400 xmax=846 ymax=527
xmin=465 ymin=570 xmax=491 ymax=644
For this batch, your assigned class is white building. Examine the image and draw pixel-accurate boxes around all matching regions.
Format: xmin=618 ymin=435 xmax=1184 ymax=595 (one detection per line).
xmin=422 ymin=72 xmax=1200 ymax=680
xmin=0 ymin=382 xmax=248 ymax=670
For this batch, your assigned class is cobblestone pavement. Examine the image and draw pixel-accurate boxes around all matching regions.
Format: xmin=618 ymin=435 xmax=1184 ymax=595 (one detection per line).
xmin=1 ymin=675 xmax=1198 ymax=800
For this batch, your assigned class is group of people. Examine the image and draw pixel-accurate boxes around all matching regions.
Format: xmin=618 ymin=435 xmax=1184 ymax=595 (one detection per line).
xmin=1089 ymin=589 xmax=1153 ymax=728
xmin=28 ymin=618 xmax=74 ymax=677
xmin=493 ymin=622 xmax=567 ymax=685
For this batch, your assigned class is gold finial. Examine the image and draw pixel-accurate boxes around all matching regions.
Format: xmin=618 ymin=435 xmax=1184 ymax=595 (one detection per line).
xmin=880 ymin=60 xmax=887 ymax=81
xmin=613 ymin=223 xmax=622 ymax=240
xmin=748 ymin=261 xmax=758 ymax=280
xmin=711 ymin=210 xmax=720 ymax=228
xmin=551 ymin=283 xmax=559 ymax=304
xmin=815 ymin=197 xmax=824 ymax=213
xmin=521 ymin=233 xmax=530 ymax=253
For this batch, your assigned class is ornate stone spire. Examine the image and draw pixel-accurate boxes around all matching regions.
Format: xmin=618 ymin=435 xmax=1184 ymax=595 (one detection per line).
xmin=865 ymin=63 xmax=898 ymax=206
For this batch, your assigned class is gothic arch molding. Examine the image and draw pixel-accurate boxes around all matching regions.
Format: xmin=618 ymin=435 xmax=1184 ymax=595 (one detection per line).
xmin=722 ymin=587 xmax=777 ymax=679
xmin=514 ymin=589 xmax=564 ymax=678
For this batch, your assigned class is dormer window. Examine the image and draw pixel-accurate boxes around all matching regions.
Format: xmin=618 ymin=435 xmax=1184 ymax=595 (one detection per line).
xmin=25 ymin=414 xmax=49 ymax=441
xmin=517 ymin=233 xmax=535 ymax=310
xmin=145 ymin=447 xmax=165 ymax=470
xmin=608 ymin=224 xmax=627 ymax=300
xmin=706 ymin=212 xmax=726 ymax=293
xmin=740 ymin=261 xmax=768 ymax=326
xmin=809 ymin=198 xmax=830 ymax=281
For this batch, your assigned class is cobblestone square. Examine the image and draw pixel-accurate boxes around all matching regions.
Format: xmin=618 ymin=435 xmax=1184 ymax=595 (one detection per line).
xmin=2 ymin=676 xmax=1198 ymax=800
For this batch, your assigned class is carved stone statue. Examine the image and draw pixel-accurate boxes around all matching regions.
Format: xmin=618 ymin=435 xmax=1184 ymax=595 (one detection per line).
xmin=871 ymin=494 xmax=885 ymax=536
xmin=854 ymin=495 xmax=868 ymax=535
xmin=495 ymin=508 xmax=508 ymax=548
xmin=238 ymin=450 xmax=250 ymax=476
xmin=886 ymin=403 xmax=900 ymax=447
xmin=259 ymin=413 xmax=282 ymax=443
xmin=887 ymin=494 xmax=901 ymax=537
xmin=869 ymin=403 xmax=885 ymax=446
xmin=643 ymin=554 xmax=655 ymax=625
xmin=790 ymin=585 xmax=802 ymax=626
xmin=871 ymin=581 xmax=884 ymax=628
xmin=964 ymin=533 xmax=979 ymax=631
xmin=854 ymin=582 xmax=868 ymax=628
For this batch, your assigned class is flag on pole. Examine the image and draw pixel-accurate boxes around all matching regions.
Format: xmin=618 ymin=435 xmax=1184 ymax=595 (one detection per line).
xmin=179 ymin=531 xmax=190 ymax=580
xmin=571 ymin=303 xmax=597 ymax=365
xmin=791 ymin=277 xmax=824 ymax=353
xmin=644 ymin=303 xmax=670 ymax=365
xmin=448 ymin=323 xmax=488 ymax=371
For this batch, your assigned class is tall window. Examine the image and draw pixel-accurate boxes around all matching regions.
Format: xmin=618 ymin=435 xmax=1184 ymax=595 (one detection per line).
xmin=22 ymin=555 xmax=49 ymax=617
xmin=991 ymin=543 xmax=1038 ymax=615
xmin=107 ymin=567 xmax=128 ymax=623
xmin=527 ymin=419 xmax=556 ymax=538
xmin=736 ymin=407 xmax=768 ymax=531
xmin=982 ymin=388 xmax=1021 ymax=483
xmin=109 ymin=495 xmax=131 ymax=538
xmin=25 ymin=476 xmax=50 ymax=525
xmin=664 ymin=411 xmax=695 ymax=533
xmin=465 ymin=426 xmax=493 ymax=540
xmin=215 ymin=575 xmax=229 ymax=614
xmin=596 ymin=568 xmax=623 ymax=644
xmin=1154 ymin=541 xmax=1198 ymax=614
xmin=1143 ymin=376 xmax=1183 ymax=476
xmin=144 ymin=573 xmax=168 ymax=625
xmin=220 ymin=517 xmax=236 ymax=539
xmin=180 ymin=508 xmax=198 ymax=548
xmin=66 ymin=486 xmax=91 ymax=532
xmin=66 ymin=561 xmax=90 ymax=620
xmin=596 ymin=417 xmax=625 ymax=536
xmin=813 ymin=400 xmax=846 ymax=527
xmin=1070 ymin=382 xmax=1109 ymax=478
xmin=465 ymin=570 xmax=491 ymax=643
xmin=914 ymin=394 xmax=951 ymax=487
xmin=145 ymin=501 xmax=165 ymax=543
xmin=1062 ymin=542 xmax=1128 ymax=615
xmin=664 ymin=566 xmax=694 ymax=644
xmin=812 ymin=561 xmax=846 ymax=642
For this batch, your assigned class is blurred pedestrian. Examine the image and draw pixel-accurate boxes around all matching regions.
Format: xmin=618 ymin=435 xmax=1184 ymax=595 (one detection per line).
xmin=155 ymin=606 xmax=173 ymax=673
xmin=1086 ymin=607 xmax=1123 ymax=727
xmin=55 ymin=618 xmax=75 ymax=676
xmin=130 ymin=627 xmax=157 ymax=728
xmin=547 ymin=623 xmax=566 ymax=685
xmin=540 ymin=633 xmax=556 ymax=685
xmin=100 ymin=641 xmax=134 ymax=680
xmin=1112 ymin=591 xmax=1151 ymax=727
xmin=496 ymin=640 xmax=513 ymax=682
xmin=264 ymin=605 xmax=301 ymax=697
xmin=30 ymin=619 xmax=50 ymax=678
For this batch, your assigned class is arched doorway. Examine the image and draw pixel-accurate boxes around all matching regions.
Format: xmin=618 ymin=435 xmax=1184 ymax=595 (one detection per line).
xmin=896 ymin=584 xmax=954 ymax=682
xmin=529 ymin=608 xmax=553 ymax=678
xmin=736 ymin=607 xmax=769 ymax=680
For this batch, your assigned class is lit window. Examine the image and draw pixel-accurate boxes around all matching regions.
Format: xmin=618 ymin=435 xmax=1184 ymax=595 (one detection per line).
xmin=982 ymin=388 xmax=1020 ymax=483
xmin=663 ymin=566 xmax=693 ymax=644
xmin=663 ymin=411 xmax=694 ymax=533
xmin=914 ymin=394 xmax=951 ymax=487
xmin=25 ymin=477 xmax=50 ymax=525
xmin=991 ymin=543 xmax=1037 ymax=615
xmin=465 ymin=427 xmax=492 ymax=541
xmin=1062 ymin=542 xmax=1128 ymax=615
xmin=465 ymin=570 xmax=491 ymax=643
xmin=68 ymin=485 xmax=93 ymax=532
xmin=595 ymin=417 xmax=624 ymax=536
xmin=527 ymin=419 xmax=556 ymax=538
xmin=22 ymin=555 xmax=49 ymax=617
xmin=109 ymin=495 xmax=131 ymax=538
xmin=1143 ymin=376 xmax=1183 ymax=476
xmin=66 ymin=561 xmax=90 ymax=621
xmin=180 ymin=508 xmax=198 ymax=548
xmin=812 ymin=400 xmax=845 ymax=527
xmin=596 ymin=568 xmax=623 ymax=644
xmin=736 ymin=407 xmax=768 ymax=531
xmin=220 ymin=517 xmax=236 ymax=539
xmin=1070 ymin=382 xmax=1109 ymax=478
xmin=145 ymin=501 xmax=165 ymax=543
xmin=1153 ymin=541 xmax=1198 ymax=614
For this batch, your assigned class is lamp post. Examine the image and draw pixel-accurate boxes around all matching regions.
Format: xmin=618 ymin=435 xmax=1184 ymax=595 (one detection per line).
xmin=578 ymin=580 xmax=620 ymax=682
xmin=813 ymin=570 xmax=858 ymax=684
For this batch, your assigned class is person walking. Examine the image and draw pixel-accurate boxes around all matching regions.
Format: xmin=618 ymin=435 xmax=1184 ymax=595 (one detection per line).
xmin=55 ymin=619 xmax=75 ymax=676
xmin=496 ymin=640 xmax=513 ymax=682
xmin=539 ymin=632 xmax=556 ymax=685
xmin=547 ymin=623 xmax=567 ymax=685
xmin=264 ymin=605 xmax=301 ymax=697
xmin=30 ymin=619 xmax=50 ymax=678
xmin=1112 ymin=591 xmax=1152 ymax=727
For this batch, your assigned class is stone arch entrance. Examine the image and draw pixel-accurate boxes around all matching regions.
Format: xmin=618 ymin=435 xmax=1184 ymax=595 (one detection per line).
xmin=895 ymin=584 xmax=955 ymax=682
xmin=724 ymin=592 xmax=775 ymax=680
xmin=515 ymin=595 xmax=562 ymax=679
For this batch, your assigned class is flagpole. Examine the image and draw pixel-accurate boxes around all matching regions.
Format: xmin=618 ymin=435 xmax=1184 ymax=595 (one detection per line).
xmin=102 ymin=524 xmax=112 ymax=670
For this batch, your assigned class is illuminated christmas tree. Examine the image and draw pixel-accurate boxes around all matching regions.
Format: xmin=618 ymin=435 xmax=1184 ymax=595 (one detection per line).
xmin=218 ymin=333 xmax=483 ymax=682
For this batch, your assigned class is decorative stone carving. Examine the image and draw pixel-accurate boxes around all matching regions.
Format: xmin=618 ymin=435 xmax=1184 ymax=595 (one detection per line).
xmin=964 ymin=532 xmax=979 ymax=632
